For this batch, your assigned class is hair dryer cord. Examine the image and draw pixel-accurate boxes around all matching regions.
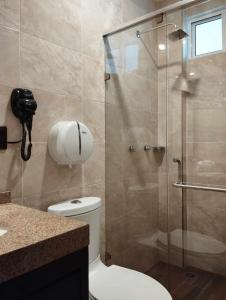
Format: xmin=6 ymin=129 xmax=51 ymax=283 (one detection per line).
xmin=21 ymin=120 xmax=32 ymax=161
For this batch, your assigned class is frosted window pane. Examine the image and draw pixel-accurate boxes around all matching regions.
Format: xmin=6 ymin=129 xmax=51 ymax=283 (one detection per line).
xmin=195 ymin=18 xmax=222 ymax=56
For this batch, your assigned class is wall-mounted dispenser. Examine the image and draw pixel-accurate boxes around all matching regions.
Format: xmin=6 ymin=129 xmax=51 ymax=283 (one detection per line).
xmin=48 ymin=121 xmax=93 ymax=166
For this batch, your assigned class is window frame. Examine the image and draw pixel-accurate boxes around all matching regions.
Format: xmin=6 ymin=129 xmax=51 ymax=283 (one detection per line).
xmin=186 ymin=7 xmax=226 ymax=59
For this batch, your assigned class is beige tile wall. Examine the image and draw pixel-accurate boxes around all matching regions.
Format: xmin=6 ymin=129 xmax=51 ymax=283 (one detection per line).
xmin=0 ymin=0 xmax=112 ymax=213
xmin=0 ymin=0 xmax=157 ymax=259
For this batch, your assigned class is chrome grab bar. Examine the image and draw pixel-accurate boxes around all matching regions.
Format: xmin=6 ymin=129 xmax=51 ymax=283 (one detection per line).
xmin=173 ymin=182 xmax=226 ymax=193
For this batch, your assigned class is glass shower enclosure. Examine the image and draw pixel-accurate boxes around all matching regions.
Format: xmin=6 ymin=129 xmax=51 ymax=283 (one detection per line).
xmin=104 ymin=0 xmax=226 ymax=298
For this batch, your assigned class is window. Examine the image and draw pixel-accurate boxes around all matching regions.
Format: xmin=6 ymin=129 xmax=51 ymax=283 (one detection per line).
xmin=192 ymin=15 xmax=222 ymax=56
xmin=187 ymin=8 xmax=226 ymax=58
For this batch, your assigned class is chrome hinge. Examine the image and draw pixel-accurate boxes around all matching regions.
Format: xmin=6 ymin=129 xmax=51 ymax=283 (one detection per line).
xmin=105 ymin=73 xmax=111 ymax=81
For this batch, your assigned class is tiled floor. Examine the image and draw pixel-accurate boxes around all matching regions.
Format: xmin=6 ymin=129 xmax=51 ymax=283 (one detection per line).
xmin=147 ymin=262 xmax=226 ymax=300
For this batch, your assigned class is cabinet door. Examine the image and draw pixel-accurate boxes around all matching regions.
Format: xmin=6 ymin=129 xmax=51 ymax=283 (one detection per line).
xmin=25 ymin=270 xmax=81 ymax=300
xmin=0 ymin=248 xmax=88 ymax=300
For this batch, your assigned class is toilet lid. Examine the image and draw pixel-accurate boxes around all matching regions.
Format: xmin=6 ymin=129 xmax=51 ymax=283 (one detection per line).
xmin=89 ymin=265 xmax=172 ymax=300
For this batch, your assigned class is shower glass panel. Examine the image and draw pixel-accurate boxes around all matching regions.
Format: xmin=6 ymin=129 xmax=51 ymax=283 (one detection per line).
xmin=105 ymin=0 xmax=226 ymax=298
xmin=168 ymin=0 xmax=226 ymax=298
xmin=104 ymin=15 xmax=169 ymax=282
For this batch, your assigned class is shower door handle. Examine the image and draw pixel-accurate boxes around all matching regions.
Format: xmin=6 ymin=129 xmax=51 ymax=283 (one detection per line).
xmin=173 ymin=158 xmax=182 ymax=183
xmin=173 ymin=182 xmax=226 ymax=193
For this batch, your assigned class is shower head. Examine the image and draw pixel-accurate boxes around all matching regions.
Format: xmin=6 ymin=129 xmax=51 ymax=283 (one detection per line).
xmin=168 ymin=28 xmax=189 ymax=41
xmin=173 ymin=72 xmax=200 ymax=94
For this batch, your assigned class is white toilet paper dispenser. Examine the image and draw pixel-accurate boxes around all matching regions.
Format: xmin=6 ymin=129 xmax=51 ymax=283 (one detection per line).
xmin=48 ymin=121 xmax=93 ymax=166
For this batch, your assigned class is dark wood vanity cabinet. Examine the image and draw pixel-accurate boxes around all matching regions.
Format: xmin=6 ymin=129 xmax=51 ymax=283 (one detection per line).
xmin=0 ymin=247 xmax=88 ymax=300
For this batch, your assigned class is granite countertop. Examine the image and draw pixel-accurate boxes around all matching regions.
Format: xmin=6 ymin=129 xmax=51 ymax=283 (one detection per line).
xmin=0 ymin=203 xmax=89 ymax=283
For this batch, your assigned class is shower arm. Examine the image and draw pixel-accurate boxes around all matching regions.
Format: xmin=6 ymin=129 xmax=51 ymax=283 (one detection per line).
xmin=136 ymin=23 xmax=179 ymax=38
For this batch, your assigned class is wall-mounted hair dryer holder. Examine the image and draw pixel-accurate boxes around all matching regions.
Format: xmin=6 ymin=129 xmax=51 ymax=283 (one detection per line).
xmin=10 ymin=88 xmax=37 ymax=161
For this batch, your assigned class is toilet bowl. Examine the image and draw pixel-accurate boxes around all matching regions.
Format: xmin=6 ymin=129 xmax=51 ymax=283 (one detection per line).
xmin=48 ymin=197 xmax=172 ymax=300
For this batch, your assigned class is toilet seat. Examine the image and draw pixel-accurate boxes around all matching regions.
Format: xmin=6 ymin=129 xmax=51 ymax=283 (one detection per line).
xmin=89 ymin=265 xmax=172 ymax=300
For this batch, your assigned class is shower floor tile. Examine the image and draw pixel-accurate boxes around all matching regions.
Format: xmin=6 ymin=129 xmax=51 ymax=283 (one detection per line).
xmin=147 ymin=262 xmax=226 ymax=300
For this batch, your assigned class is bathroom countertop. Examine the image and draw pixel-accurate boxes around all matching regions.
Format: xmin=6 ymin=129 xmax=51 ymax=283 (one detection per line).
xmin=0 ymin=203 xmax=89 ymax=283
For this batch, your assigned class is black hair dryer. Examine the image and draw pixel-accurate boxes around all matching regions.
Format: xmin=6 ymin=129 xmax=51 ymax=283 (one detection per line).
xmin=11 ymin=88 xmax=37 ymax=161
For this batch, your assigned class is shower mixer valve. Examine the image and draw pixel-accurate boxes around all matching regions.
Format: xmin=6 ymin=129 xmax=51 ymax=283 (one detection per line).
xmin=144 ymin=145 xmax=152 ymax=151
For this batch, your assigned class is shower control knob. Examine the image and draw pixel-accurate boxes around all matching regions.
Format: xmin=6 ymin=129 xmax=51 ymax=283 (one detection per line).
xmin=144 ymin=145 xmax=152 ymax=151
xmin=129 ymin=145 xmax=136 ymax=152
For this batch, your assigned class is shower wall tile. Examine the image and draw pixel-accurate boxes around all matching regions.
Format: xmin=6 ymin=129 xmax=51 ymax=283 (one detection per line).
xmin=106 ymin=104 xmax=124 ymax=145
xmin=185 ymin=189 xmax=226 ymax=276
xmin=83 ymin=99 xmax=105 ymax=144
xmin=122 ymin=0 xmax=156 ymax=22
xmin=82 ymin=56 xmax=105 ymax=102
xmin=155 ymin=0 xmax=181 ymax=9
xmin=0 ymin=27 xmax=19 ymax=86
xmin=106 ymin=215 xmax=127 ymax=266
xmin=121 ymin=111 xmax=158 ymax=145
xmin=21 ymin=0 xmax=82 ymax=52
xmin=105 ymin=143 xmax=124 ymax=190
xmin=23 ymin=186 xmax=82 ymax=211
xmin=82 ymin=32 xmax=105 ymax=61
xmin=122 ymin=74 xmax=158 ymax=113
xmin=0 ymin=0 xmax=160 ymax=266
xmin=123 ymin=150 xmax=159 ymax=182
xmin=22 ymin=143 xmax=83 ymax=198
xmin=0 ymin=145 xmax=22 ymax=200
xmin=185 ymin=0 xmax=226 ymax=19
xmin=187 ymin=190 xmax=226 ymax=242
xmin=186 ymin=141 xmax=226 ymax=185
xmin=0 ymin=84 xmax=21 ymax=141
xmin=83 ymin=143 xmax=105 ymax=186
xmin=187 ymin=105 xmax=226 ymax=143
xmin=106 ymin=185 xmax=126 ymax=221
xmin=105 ymin=73 xmax=125 ymax=106
xmin=81 ymin=9 xmax=104 ymax=60
xmin=106 ymin=166 xmax=125 ymax=221
xmin=0 ymin=0 xmax=20 ymax=30
xmin=125 ymin=185 xmax=159 ymax=236
xmin=81 ymin=0 xmax=122 ymax=60
xmin=31 ymin=90 xmax=82 ymax=143
xmin=102 ymin=0 xmax=122 ymax=30
xmin=20 ymin=33 xmax=82 ymax=96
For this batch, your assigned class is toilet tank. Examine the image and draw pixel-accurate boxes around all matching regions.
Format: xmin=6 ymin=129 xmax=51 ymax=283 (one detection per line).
xmin=48 ymin=197 xmax=101 ymax=264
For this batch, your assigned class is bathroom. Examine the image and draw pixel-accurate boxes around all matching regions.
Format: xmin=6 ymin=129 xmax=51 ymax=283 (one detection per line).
xmin=0 ymin=0 xmax=226 ymax=299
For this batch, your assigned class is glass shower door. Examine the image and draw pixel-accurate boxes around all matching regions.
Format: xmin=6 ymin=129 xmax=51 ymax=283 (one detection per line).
xmin=104 ymin=13 xmax=170 ymax=285
xmin=168 ymin=0 xmax=226 ymax=298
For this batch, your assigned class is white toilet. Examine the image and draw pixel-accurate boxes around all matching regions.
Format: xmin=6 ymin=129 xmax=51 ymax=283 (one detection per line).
xmin=48 ymin=197 xmax=172 ymax=300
